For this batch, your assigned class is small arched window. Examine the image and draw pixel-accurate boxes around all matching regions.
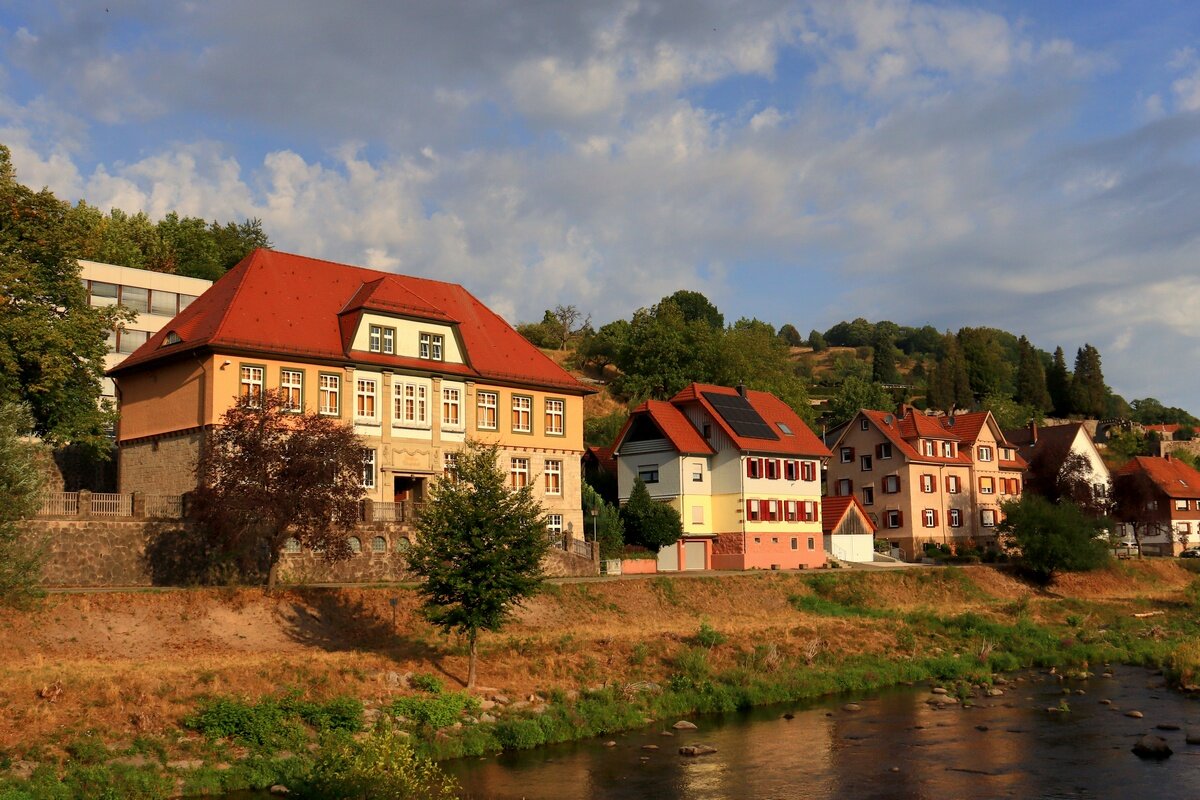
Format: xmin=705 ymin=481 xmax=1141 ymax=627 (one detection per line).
xmin=371 ymin=536 xmax=387 ymax=554
xmin=348 ymin=536 xmax=362 ymax=554
xmin=283 ymin=537 xmax=301 ymax=553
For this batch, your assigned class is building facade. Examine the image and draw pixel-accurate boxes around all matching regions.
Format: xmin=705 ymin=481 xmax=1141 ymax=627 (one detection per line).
xmin=1114 ymin=455 xmax=1200 ymax=556
xmin=80 ymin=260 xmax=213 ymax=406
xmin=109 ymin=249 xmax=592 ymax=539
xmin=826 ymin=407 xmax=1025 ymax=559
xmin=611 ymin=383 xmax=831 ymax=571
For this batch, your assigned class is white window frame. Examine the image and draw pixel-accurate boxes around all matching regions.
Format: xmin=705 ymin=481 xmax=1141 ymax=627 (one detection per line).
xmin=442 ymin=386 xmax=462 ymax=429
xmin=369 ymin=324 xmax=382 ymax=353
xmin=544 ymin=459 xmax=562 ymax=496
xmin=356 ymin=378 xmax=378 ymax=422
xmin=981 ymin=508 xmax=997 ymax=527
xmin=949 ymin=508 xmax=962 ymax=527
xmin=923 ymin=509 xmax=936 ymax=528
xmin=281 ymin=369 xmax=303 ymax=412
xmin=443 ymin=451 xmax=458 ymax=479
xmin=840 ymin=447 xmax=853 ymax=463
xmin=394 ymin=381 xmax=429 ymax=428
xmin=860 ymin=454 xmax=873 ymax=472
xmin=477 ymin=391 xmax=498 ymax=430
xmin=545 ymin=398 xmax=565 ymax=435
xmin=511 ymin=457 xmax=530 ymax=489
xmin=319 ymin=374 xmax=340 ymax=416
xmin=878 ymin=443 xmax=893 ymax=460
xmin=512 ymin=395 xmax=532 ymax=433
xmin=980 ymin=477 xmax=995 ymax=495
xmin=885 ymin=510 xmax=901 ymax=529
xmin=382 ymin=327 xmax=394 ymax=354
xmin=942 ymin=441 xmax=954 ymax=457
xmin=883 ymin=475 xmax=900 ymax=494
xmin=240 ymin=365 xmax=264 ymax=406
xmin=362 ymin=449 xmax=376 ymax=489
xmin=978 ymin=445 xmax=993 ymax=462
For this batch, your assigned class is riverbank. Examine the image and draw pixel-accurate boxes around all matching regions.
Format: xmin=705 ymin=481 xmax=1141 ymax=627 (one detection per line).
xmin=1 ymin=562 xmax=1198 ymax=797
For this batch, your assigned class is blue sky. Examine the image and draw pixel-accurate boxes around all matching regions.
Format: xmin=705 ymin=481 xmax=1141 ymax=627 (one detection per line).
xmin=2 ymin=1 xmax=1199 ymax=409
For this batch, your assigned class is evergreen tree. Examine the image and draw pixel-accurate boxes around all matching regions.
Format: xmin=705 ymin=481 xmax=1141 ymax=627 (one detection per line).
xmin=927 ymin=332 xmax=972 ymax=412
xmin=1068 ymin=344 xmax=1108 ymax=418
xmin=1014 ymin=336 xmax=1051 ymax=412
xmin=807 ymin=329 xmax=827 ymax=352
xmin=1046 ymin=347 xmax=1071 ymax=416
xmin=407 ymin=441 xmax=550 ymax=689
xmin=620 ymin=477 xmax=683 ymax=551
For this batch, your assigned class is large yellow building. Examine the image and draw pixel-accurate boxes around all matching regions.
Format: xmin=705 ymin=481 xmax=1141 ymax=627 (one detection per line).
xmin=109 ymin=249 xmax=592 ymax=539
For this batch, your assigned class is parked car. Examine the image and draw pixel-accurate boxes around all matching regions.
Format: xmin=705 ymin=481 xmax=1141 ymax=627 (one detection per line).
xmin=1180 ymin=548 xmax=1200 ymax=559
xmin=1113 ymin=542 xmax=1140 ymax=559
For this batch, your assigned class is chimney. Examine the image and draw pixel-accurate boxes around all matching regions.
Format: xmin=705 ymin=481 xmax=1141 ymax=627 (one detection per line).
xmin=897 ymin=403 xmax=910 ymax=419
xmin=1029 ymin=420 xmax=1038 ymax=444
xmin=736 ymin=382 xmax=747 ymax=398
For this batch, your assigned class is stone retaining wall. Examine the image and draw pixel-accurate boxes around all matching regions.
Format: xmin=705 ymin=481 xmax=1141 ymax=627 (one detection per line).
xmin=24 ymin=518 xmax=597 ymax=588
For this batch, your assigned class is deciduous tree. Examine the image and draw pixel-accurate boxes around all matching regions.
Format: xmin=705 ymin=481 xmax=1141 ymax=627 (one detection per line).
xmin=0 ymin=403 xmax=47 ymax=606
xmin=406 ymin=441 xmax=550 ymax=689
xmin=191 ymin=390 xmax=366 ymax=591
xmin=998 ymin=494 xmax=1110 ymax=583
xmin=827 ymin=377 xmax=893 ymax=427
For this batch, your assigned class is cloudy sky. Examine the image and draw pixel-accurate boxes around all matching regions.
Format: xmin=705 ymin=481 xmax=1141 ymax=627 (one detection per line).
xmin=2 ymin=1 xmax=1199 ymax=408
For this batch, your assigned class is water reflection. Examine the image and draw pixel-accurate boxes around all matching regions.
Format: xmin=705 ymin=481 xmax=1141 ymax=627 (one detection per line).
xmin=446 ymin=670 xmax=1200 ymax=799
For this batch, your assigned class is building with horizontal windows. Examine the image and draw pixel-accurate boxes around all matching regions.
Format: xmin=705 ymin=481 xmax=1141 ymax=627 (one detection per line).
xmin=109 ymin=249 xmax=592 ymax=540
xmin=610 ymin=383 xmax=831 ymax=571
xmin=825 ymin=406 xmax=1025 ymax=560
xmin=80 ymin=260 xmax=213 ymax=405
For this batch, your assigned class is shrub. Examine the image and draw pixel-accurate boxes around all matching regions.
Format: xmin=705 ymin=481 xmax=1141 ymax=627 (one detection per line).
xmin=306 ymin=725 xmax=459 ymax=800
xmin=388 ymin=692 xmax=477 ymax=729
xmin=408 ymin=673 xmax=444 ymax=694
xmin=998 ymin=495 xmax=1110 ymax=582
xmin=184 ymin=697 xmax=300 ymax=749
xmin=693 ymin=622 xmax=727 ymax=648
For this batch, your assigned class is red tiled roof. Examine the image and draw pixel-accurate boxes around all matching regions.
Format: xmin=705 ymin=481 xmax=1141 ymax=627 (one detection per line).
xmin=860 ymin=409 xmax=969 ymax=466
xmin=110 ymin=249 xmax=591 ymax=393
xmin=614 ymin=399 xmax=715 ymax=456
xmin=669 ymin=383 xmax=830 ymax=458
xmin=585 ymin=445 xmax=617 ymax=475
xmin=1116 ymin=456 xmax=1200 ymax=499
xmin=822 ymin=495 xmax=877 ymax=536
xmin=1143 ymin=423 xmax=1182 ymax=435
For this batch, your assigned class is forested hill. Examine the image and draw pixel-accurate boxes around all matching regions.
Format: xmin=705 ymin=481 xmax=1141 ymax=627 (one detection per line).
xmin=0 ymin=145 xmax=269 ymax=281
xmin=516 ymin=299 xmax=1197 ymax=446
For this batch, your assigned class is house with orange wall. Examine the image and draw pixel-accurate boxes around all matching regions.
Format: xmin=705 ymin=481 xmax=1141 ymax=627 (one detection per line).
xmin=1114 ymin=455 xmax=1200 ymax=555
xmin=108 ymin=249 xmax=593 ymax=541
xmin=825 ymin=407 xmax=1025 ymax=560
xmin=610 ymin=383 xmax=830 ymax=571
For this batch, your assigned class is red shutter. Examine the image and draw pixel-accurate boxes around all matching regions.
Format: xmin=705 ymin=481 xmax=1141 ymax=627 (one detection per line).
xmin=945 ymin=475 xmax=952 ymax=492
xmin=746 ymin=459 xmax=753 ymax=478
xmin=897 ymin=510 xmax=904 ymax=526
xmin=876 ymin=443 xmax=884 ymax=458
xmin=933 ymin=510 xmax=939 ymax=526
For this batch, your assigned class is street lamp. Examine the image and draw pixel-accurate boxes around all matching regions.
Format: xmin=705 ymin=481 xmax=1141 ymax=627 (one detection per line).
xmin=590 ymin=507 xmax=599 ymax=543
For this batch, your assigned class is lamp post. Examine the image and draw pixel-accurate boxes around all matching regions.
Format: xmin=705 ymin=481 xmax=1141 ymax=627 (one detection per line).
xmin=590 ymin=507 xmax=599 ymax=543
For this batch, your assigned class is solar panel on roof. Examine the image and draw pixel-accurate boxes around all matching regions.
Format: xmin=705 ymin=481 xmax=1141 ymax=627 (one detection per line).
xmin=702 ymin=391 xmax=779 ymax=440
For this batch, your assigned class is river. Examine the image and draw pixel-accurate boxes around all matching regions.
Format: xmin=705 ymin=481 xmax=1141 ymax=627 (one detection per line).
xmin=443 ymin=668 xmax=1200 ymax=799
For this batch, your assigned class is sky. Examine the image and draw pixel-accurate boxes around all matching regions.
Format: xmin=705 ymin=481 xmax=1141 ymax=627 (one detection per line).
xmin=2 ymin=1 xmax=1199 ymax=410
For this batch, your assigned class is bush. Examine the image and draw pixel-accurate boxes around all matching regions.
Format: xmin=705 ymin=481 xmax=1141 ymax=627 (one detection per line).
xmin=184 ymin=694 xmax=362 ymax=749
xmin=692 ymin=622 xmax=727 ymax=648
xmin=998 ymin=495 xmax=1110 ymax=582
xmin=408 ymin=673 xmax=444 ymax=694
xmin=306 ymin=725 xmax=459 ymax=800
xmin=388 ymin=692 xmax=477 ymax=729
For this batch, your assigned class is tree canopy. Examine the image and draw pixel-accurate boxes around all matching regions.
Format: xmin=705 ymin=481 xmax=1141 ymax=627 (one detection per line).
xmin=191 ymin=390 xmax=365 ymax=591
xmin=0 ymin=402 xmax=47 ymax=606
xmin=998 ymin=494 xmax=1110 ymax=582
xmin=406 ymin=441 xmax=550 ymax=689
xmin=620 ymin=477 xmax=684 ymax=552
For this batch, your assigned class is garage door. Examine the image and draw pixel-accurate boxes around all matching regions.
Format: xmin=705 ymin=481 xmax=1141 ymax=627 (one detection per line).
xmin=684 ymin=540 xmax=706 ymax=571
xmin=657 ymin=543 xmax=679 ymax=572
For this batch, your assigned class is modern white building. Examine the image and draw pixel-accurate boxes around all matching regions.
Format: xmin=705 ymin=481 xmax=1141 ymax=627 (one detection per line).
xmin=79 ymin=260 xmax=213 ymax=404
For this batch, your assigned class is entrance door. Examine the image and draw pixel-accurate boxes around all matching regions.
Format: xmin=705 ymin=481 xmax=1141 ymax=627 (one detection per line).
xmin=392 ymin=475 xmax=426 ymax=503
xmin=684 ymin=540 xmax=706 ymax=570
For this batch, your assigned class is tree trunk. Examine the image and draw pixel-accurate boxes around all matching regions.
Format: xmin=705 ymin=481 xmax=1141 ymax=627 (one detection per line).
xmin=266 ymin=555 xmax=279 ymax=594
xmin=467 ymin=628 xmax=478 ymax=689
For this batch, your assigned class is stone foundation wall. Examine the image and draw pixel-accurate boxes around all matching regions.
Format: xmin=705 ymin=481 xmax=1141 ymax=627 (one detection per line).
xmin=712 ymin=532 xmax=744 ymax=555
xmin=119 ymin=431 xmax=204 ymax=495
xmin=24 ymin=518 xmax=596 ymax=587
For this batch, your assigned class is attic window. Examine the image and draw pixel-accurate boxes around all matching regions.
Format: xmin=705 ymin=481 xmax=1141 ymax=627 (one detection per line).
xmin=162 ymin=331 xmax=181 ymax=346
xmin=777 ymin=422 xmax=793 ymax=436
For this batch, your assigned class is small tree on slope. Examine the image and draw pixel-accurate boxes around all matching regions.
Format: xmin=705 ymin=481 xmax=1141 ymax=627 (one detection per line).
xmin=621 ymin=477 xmax=683 ymax=552
xmin=406 ymin=441 xmax=550 ymax=689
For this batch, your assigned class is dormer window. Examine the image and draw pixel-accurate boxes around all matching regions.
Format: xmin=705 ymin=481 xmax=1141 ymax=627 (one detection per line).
xmin=419 ymin=332 xmax=444 ymax=360
xmin=369 ymin=324 xmax=396 ymax=354
xmin=163 ymin=331 xmax=181 ymax=346
xmin=942 ymin=441 xmax=954 ymax=457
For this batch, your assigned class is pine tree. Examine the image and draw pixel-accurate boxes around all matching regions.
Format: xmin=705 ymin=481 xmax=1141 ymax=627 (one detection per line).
xmin=1068 ymin=344 xmax=1108 ymax=419
xmin=620 ymin=477 xmax=683 ymax=551
xmin=1014 ymin=336 xmax=1051 ymax=412
xmin=1046 ymin=346 xmax=1071 ymax=417
xmin=871 ymin=328 xmax=901 ymax=384
xmin=928 ymin=332 xmax=973 ymax=412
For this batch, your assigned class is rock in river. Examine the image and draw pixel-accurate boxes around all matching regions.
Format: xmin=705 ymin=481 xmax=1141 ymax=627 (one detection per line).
xmin=1132 ymin=735 xmax=1172 ymax=760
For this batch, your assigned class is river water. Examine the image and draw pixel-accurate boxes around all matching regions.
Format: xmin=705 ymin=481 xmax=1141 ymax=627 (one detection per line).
xmin=443 ymin=669 xmax=1200 ymax=799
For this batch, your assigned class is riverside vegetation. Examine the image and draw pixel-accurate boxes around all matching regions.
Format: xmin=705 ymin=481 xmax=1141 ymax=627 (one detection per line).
xmin=3 ymin=563 xmax=1200 ymax=798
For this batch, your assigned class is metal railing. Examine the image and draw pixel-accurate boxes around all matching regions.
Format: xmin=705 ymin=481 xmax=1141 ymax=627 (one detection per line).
xmin=38 ymin=492 xmax=79 ymax=516
xmin=366 ymin=501 xmax=422 ymax=523
xmin=570 ymin=538 xmax=592 ymax=559
xmin=90 ymin=492 xmax=132 ymax=516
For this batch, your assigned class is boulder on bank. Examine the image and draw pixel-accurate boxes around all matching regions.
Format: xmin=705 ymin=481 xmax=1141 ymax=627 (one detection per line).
xmin=679 ymin=744 xmax=718 ymax=756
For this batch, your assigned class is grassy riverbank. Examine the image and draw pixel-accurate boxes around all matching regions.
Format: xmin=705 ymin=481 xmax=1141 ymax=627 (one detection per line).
xmin=2 ymin=562 xmax=1199 ymax=797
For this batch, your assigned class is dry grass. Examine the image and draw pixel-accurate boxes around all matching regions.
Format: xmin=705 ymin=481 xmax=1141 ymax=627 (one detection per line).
xmin=0 ymin=562 xmax=1191 ymax=756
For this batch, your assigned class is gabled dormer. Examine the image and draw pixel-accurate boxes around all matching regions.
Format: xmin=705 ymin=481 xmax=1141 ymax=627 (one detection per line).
xmin=338 ymin=277 xmax=468 ymax=366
